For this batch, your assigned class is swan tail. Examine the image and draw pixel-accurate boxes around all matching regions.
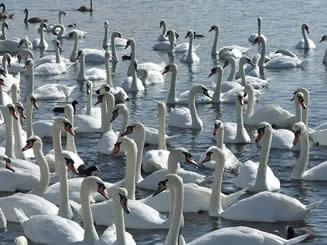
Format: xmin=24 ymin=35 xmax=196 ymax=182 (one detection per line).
xmin=13 ymin=208 xmax=28 ymax=225
xmin=222 ymin=188 xmax=248 ymax=208
xmin=284 ymin=232 xmax=311 ymax=245
xmin=306 ymin=199 xmax=324 ymax=212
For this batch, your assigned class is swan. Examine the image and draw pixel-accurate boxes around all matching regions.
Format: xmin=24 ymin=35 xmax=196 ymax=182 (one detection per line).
xmin=14 ymin=176 xmax=111 ymax=245
xmin=292 ymin=122 xmax=327 ymax=180
xmin=23 ymin=58 xmax=34 ymax=96
xmin=234 ymin=122 xmax=280 ymax=192
xmin=32 ymin=23 xmax=48 ymax=50
xmin=0 ymin=20 xmax=8 ymax=40
xmin=81 ymin=81 xmax=101 ymax=118
xmin=0 ymin=78 xmax=12 ymax=108
xmin=320 ymin=35 xmax=327 ymax=64
xmin=244 ymin=84 xmax=306 ymax=128
xmin=69 ymin=30 xmax=105 ymax=64
xmin=180 ymin=31 xmax=200 ymax=63
xmin=235 ymin=54 xmax=261 ymax=79
xmin=209 ymin=24 xmax=249 ymax=59
xmin=14 ymin=236 xmax=28 ymax=245
xmin=0 ymin=3 xmax=13 ymax=19
xmin=121 ymin=60 xmax=145 ymax=92
xmin=141 ymin=146 xmax=246 ymax=213
xmin=76 ymin=49 xmax=106 ymax=81
xmin=142 ymin=101 xmax=170 ymax=173
xmin=310 ymin=127 xmax=327 ymax=146
xmin=103 ymin=20 xmax=127 ymax=50
xmin=157 ymin=19 xmax=168 ymax=41
xmin=53 ymin=23 xmax=87 ymax=40
xmin=24 ymin=8 xmax=48 ymax=24
xmin=97 ymin=92 xmax=118 ymax=153
xmin=296 ymin=23 xmax=316 ymax=49
xmin=92 ymin=137 xmax=170 ymax=229
xmin=34 ymin=41 xmax=68 ymax=76
xmin=201 ymin=120 xmax=241 ymax=169
xmin=254 ymin=36 xmax=305 ymax=69
xmin=168 ymin=85 xmax=211 ymax=130
xmin=46 ymin=11 xmax=65 ymax=33
xmin=33 ymin=82 xmax=75 ymax=101
xmin=221 ymin=93 xmax=251 ymax=143
xmin=0 ymin=30 xmax=20 ymax=53
xmin=78 ymin=0 xmax=93 ymax=12
xmin=248 ymin=16 xmax=267 ymax=44
xmin=152 ymin=29 xmax=175 ymax=55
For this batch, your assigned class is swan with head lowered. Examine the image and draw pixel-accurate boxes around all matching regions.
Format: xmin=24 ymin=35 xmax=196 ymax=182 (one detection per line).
xmin=141 ymin=146 xmax=246 ymax=213
xmin=234 ymin=122 xmax=280 ymax=192
xmin=209 ymin=24 xmax=249 ymax=60
xmin=180 ymin=30 xmax=200 ymax=63
xmin=168 ymin=85 xmax=211 ymax=130
xmin=91 ymin=137 xmax=171 ymax=229
xmin=253 ymin=36 xmax=306 ymax=69
xmin=291 ymin=122 xmax=327 ymax=180
xmin=296 ymin=23 xmax=316 ymax=49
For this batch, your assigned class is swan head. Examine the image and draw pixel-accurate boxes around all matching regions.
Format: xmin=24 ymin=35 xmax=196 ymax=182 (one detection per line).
xmin=153 ymin=174 xmax=183 ymax=196
xmin=291 ymin=91 xmax=306 ymax=109
xmin=0 ymin=155 xmax=15 ymax=172
xmin=240 ymin=56 xmax=254 ymax=66
xmin=86 ymin=81 xmax=92 ymax=95
xmin=23 ymin=8 xmax=28 ymax=14
xmin=292 ymin=122 xmax=307 ymax=145
xmin=185 ymin=30 xmax=194 ymax=39
xmin=55 ymin=40 xmax=62 ymax=51
xmin=7 ymin=104 xmax=18 ymax=120
xmin=104 ymin=20 xmax=109 ymax=28
xmin=121 ymin=122 xmax=144 ymax=137
xmin=24 ymin=58 xmax=34 ymax=70
xmin=125 ymin=39 xmax=134 ymax=49
xmin=252 ymin=36 xmax=265 ymax=46
xmin=255 ymin=122 xmax=272 ymax=143
xmin=160 ymin=20 xmax=166 ymax=28
xmin=28 ymin=94 xmax=38 ymax=109
xmin=235 ymin=92 xmax=244 ymax=106
xmin=201 ymin=146 xmax=225 ymax=167
xmin=54 ymin=117 xmax=75 ymax=136
xmin=95 ymin=84 xmax=110 ymax=95
xmin=190 ymin=85 xmax=211 ymax=98
xmin=77 ymin=49 xmax=84 ymax=59
xmin=244 ymin=84 xmax=254 ymax=97
xmin=112 ymin=137 xmax=137 ymax=156
xmin=62 ymin=152 xmax=79 ymax=175
xmin=208 ymin=65 xmax=223 ymax=77
xmin=170 ymin=147 xmax=199 ymax=168
xmin=157 ymin=101 xmax=166 ymax=116
xmin=319 ymin=35 xmax=327 ymax=43
xmin=82 ymin=176 xmax=109 ymax=200
xmin=59 ymin=10 xmax=66 ymax=16
xmin=22 ymin=135 xmax=41 ymax=151
xmin=162 ymin=63 xmax=177 ymax=75
xmin=77 ymin=165 xmax=99 ymax=177
xmin=213 ymin=120 xmax=224 ymax=136
xmin=68 ymin=30 xmax=78 ymax=40
xmin=209 ymin=25 xmax=219 ymax=33
xmin=111 ymin=104 xmax=126 ymax=123
xmin=0 ymin=78 xmax=5 ymax=87
xmin=111 ymin=31 xmax=122 ymax=39
xmin=302 ymin=23 xmax=309 ymax=33
xmin=15 ymin=102 xmax=25 ymax=119
xmin=113 ymin=187 xmax=130 ymax=214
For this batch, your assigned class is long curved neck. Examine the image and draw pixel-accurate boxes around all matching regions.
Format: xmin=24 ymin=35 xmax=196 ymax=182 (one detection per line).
xmin=52 ymin=124 xmax=63 ymax=175
xmin=77 ymin=53 xmax=86 ymax=81
xmin=119 ymin=108 xmax=128 ymax=135
xmin=189 ymin=90 xmax=202 ymax=129
xmin=127 ymin=42 xmax=136 ymax=76
xmin=216 ymin=127 xmax=224 ymax=149
xmin=227 ymin=59 xmax=236 ymax=81
xmin=165 ymin=180 xmax=184 ymax=245
xmin=86 ymin=90 xmax=92 ymax=116
xmin=0 ymin=85 xmax=3 ymax=105
xmin=209 ymin=155 xmax=224 ymax=216
xmin=39 ymin=26 xmax=45 ymax=49
xmin=302 ymin=26 xmax=309 ymax=49
xmin=239 ymin=60 xmax=247 ymax=86
xmin=13 ymin=113 xmax=26 ymax=160
xmin=292 ymin=131 xmax=309 ymax=179
xmin=26 ymin=100 xmax=33 ymax=138
xmin=30 ymin=143 xmax=50 ymax=196
xmin=167 ymin=152 xmax=179 ymax=174
xmin=111 ymin=34 xmax=118 ymax=62
xmin=105 ymin=53 xmax=113 ymax=87
xmin=212 ymin=69 xmax=222 ymax=103
xmin=90 ymin=0 xmax=93 ymax=12
xmin=103 ymin=94 xmax=114 ymax=132
xmin=26 ymin=65 xmax=34 ymax=96
xmin=186 ymin=35 xmax=193 ymax=60
xmin=58 ymin=12 xmax=64 ymax=25
xmin=55 ymin=44 xmax=60 ymax=64
xmin=167 ymin=69 xmax=177 ymax=104
xmin=4 ymin=111 xmax=14 ymax=158
xmin=24 ymin=10 xmax=28 ymax=24
xmin=65 ymin=109 xmax=77 ymax=154
xmin=295 ymin=100 xmax=303 ymax=124
xmin=113 ymin=198 xmax=127 ymax=245
xmin=303 ymin=91 xmax=309 ymax=126
xmin=253 ymin=128 xmax=272 ymax=189
xmin=1 ymin=22 xmax=6 ymax=40
xmin=158 ymin=107 xmax=167 ymax=150
xmin=134 ymin=127 xmax=145 ymax=183
xmin=236 ymin=102 xmax=245 ymax=140
xmin=125 ymin=143 xmax=137 ymax=200
xmin=245 ymin=89 xmax=255 ymax=120
xmin=258 ymin=38 xmax=266 ymax=69
xmin=100 ymin=97 xmax=108 ymax=132
xmin=81 ymin=184 xmax=99 ymax=243
xmin=103 ymin=25 xmax=108 ymax=50
xmin=130 ymin=64 xmax=138 ymax=92
xmin=161 ymin=22 xmax=167 ymax=35
xmin=70 ymin=35 xmax=79 ymax=62
xmin=2 ymin=55 xmax=8 ymax=74
xmin=258 ymin=21 xmax=261 ymax=37
xmin=211 ymin=28 xmax=218 ymax=56
xmin=323 ymin=47 xmax=327 ymax=65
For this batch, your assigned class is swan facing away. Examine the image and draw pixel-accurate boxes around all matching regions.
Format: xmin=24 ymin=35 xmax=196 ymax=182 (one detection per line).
xmin=296 ymin=23 xmax=316 ymax=49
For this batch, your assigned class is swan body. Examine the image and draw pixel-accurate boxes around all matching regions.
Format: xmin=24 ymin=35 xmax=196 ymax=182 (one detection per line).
xmin=32 ymin=23 xmax=48 ymax=50
xmin=296 ymin=24 xmax=316 ymax=49
xmin=234 ymin=122 xmax=280 ymax=192
xmin=121 ymin=61 xmax=144 ymax=92
xmin=158 ymin=20 xmax=168 ymax=41
xmin=180 ymin=31 xmax=200 ymax=63
xmin=33 ymin=84 xmax=75 ymax=100
xmin=76 ymin=50 xmax=106 ymax=81
xmin=24 ymin=8 xmax=48 ymax=24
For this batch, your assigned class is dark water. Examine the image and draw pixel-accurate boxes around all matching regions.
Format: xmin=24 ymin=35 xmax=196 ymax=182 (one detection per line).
xmin=0 ymin=0 xmax=327 ymax=244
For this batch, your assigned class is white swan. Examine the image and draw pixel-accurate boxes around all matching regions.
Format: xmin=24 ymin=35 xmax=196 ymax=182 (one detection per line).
xmin=69 ymin=30 xmax=105 ymax=64
xmin=296 ymin=23 xmax=316 ymax=49
xmin=103 ymin=20 xmax=127 ymax=51
xmin=25 ymin=94 xmax=38 ymax=138
xmin=14 ymin=176 xmax=115 ymax=245
xmin=157 ymin=19 xmax=168 ymax=41
xmin=180 ymin=30 xmax=200 ymax=63
xmin=292 ymin=122 xmax=327 ymax=180
xmin=0 ymin=30 xmax=20 ymax=53
xmin=1 ymin=53 xmax=20 ymax=93
xmin=142 ymin=101 xmax=170 ymax=173
xmin=209 ymin=24 xmax=249 ymax=59
xmin=234 ymin=122 xmax=280 ymax=192
xmin=92 ymin=137 xmax=170 ymax=229
xmin=141 ymin=147 xmax=246 ymax=213
xmin=80 ymin=80 xmax=101 ymax=119
xmin=202 ymin=120 xmax=241 ymax=169
xmin=0 ymin=208 xmax=6 ymax=231
xmin=254 ymin=36 xmax=305 ymax=69
xmin=32 ymin=23 xmax=48 ymax=50
xmin=168 ymin=85 xmax=211 ymax=130
xmin=76 ymin=49 xmax=106 ymax=81
xmin=152 ymin=29 xmax=175 ymax=56
xmin=221 ymin=93 xmax=251 ymax=143
xmin=121 ymin=60 xmax=145 ymax=92
xmin=235 ymin=54 xmax=261 ymax=79
xmin=320 ymin=35 xmax=327 ymax=64
xmin=33 ymin=82 xmax=75 ymax=101
xmin=248 ymin=16 xmax=267 ymax=44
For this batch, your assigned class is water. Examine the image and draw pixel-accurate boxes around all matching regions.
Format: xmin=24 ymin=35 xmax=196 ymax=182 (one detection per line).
xmin=0 ymin=0 xmax=327 ymax=244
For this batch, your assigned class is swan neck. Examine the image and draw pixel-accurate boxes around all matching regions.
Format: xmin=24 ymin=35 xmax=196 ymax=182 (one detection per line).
xmin=212 ymin=69 xmax=222 ymax=102
xmin=2 ymin=55 xmax=7 ymax=74
xmin=292 ymin=131 xmax=309 ymax=179
xmin=103 ymin=25 xmax=108 ymax=49
xmin=86 ymin=88 xmax=92 ymax=116
xmin=105 ymin=53 xmax=113 ymax=87
xmin=26 ymin=99 xmax=33 ymax=138
xmin=227 ymin=59 xmax=235 ymax=81
xmin=189 ymin=90 xmax=202 ymax=129
xmin=135 ymin=128 xmax=145 ymax=183
xmin=24 ymin=9 xmax=28 ymax=24
xmin=302 ymin=26 xmax=309 ymax=49
xmin=209 ymin=154 xmax=224 ymax=216
xmin=1 ymin=22 xmax=6 ymax=40
xmin=168 ymin=152 xmax=179 ymax=174
xmin=27 ymin=65 xmax=34 ymax=96
xmin=259 ymin=38 xmax=266 ymax=68
xmin=4 ymin=110 xmax=14 ymax=158
xmin=125 ymin=142 xmax=137 ymax=200
xmin=65 ymin=110 xmax=77 ymax=154
xmin=52 ymin=123 xmax=63 ymax=176
xmin=113 ymin=197 xmax=127 ymax=245
xmin=55 ymin=44 xmax=60 ymax=63
xmin=216 ymin=127 xmax=224 ymax=149
xmin=13 ymin=114 xmax=26 ymax=160
xmin=158 ymin=107 xmax=167 ymax=150
xmin=167 ymin=69 xmax=177 ymax=104
xmin=211 ymin=28 xmax=218 ymax=56
xmin=245 ymin=89 xmax=255 ymax=120
xmin=236 ymin=101 xmax=245 ymax=139
xmin=58 ymin=154 xmax=73 ymax=219
xmin=161 ymin=22 xmax=167 ymax=35
xmin=119 ymin=108 xmax=128 ymax=135
xmin=110 ymin=35 xmax=119 ymax=62
xmin=100 ymin=97 xmax=108 ymax=132
xmin=77 ymin=53 xmax=86 ymax=81
xmin=104 ymin=94 xmax=114 ymax=132
xmin=295 ymin=100 xmax=303 ymax=124
xmin=186 ymin=35 xmax=193 ymax=59
xmin=58 ymin=12 xmax=63 ymax=25
xmin=70 ymin=35 xmax=79 ymax=62
xmin=323 ymin=47 xmax=327 ymax=65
